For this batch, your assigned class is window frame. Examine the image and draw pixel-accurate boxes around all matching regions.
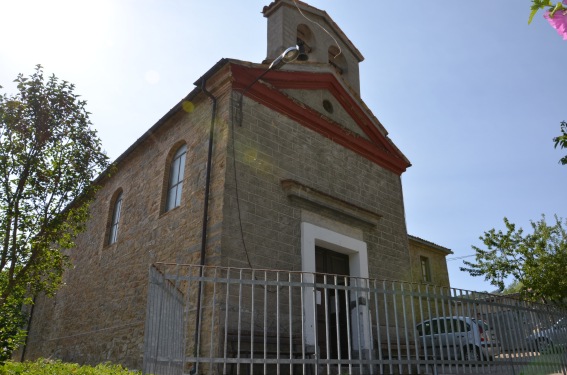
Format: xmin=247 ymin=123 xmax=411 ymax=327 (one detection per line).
xmin=420 ymin=256 xmax=432 ymax=283
xmin=164 ymin=143 xmax=188 ymax=212
xmin=107 ymin=190 xmax=123 ymax=246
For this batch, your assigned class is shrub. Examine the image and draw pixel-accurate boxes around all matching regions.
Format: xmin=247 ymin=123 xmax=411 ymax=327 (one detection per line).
xmin=0 ymin=359 xmax=140 ymax=375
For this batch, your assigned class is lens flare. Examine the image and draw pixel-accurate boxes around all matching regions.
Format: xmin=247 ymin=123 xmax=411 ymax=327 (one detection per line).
xmin=182 ymin=101 xmax=195 ymax=113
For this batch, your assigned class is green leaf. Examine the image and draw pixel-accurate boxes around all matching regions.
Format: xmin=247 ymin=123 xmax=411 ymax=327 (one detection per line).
xmin=529 ymin=0 xmax=555 ymax=24
xmin=550 ymin=1 xmax=566 ymax=17
xmin=528 ymin=8 xmax=539 ymax=24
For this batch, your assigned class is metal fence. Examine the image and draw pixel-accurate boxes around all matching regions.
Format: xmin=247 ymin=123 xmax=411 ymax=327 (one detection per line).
xmin=143 ymin=263 xmax=567 ymax=375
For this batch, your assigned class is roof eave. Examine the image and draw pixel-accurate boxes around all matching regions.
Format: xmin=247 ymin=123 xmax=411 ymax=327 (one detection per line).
xmin=409 ymin=235 xmax=454 ymax=255
xmin=93 ymin=58 xmax=231 ymax=184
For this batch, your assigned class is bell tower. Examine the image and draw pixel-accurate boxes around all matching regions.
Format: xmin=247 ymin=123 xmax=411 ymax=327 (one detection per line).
xmin=263 ymin=0 xmax=365 ymax=95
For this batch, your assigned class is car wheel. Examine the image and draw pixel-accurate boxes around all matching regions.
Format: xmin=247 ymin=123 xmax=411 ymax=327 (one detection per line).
xmin=462 ymin=345 xmax=482 ymax=363
xmin=537 ymin=338 xmax=553 ymax=353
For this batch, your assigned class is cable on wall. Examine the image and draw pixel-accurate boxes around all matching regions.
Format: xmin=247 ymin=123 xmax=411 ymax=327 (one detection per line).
xmin=230 ymin=94 xmax=254 ymax=270
xmin=292 ymin=0 xmax=342 ymax=58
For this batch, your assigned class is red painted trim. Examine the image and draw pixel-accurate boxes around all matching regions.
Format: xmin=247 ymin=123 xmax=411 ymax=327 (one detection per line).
xmin=231 ymin=64 xmax=410 ymax=175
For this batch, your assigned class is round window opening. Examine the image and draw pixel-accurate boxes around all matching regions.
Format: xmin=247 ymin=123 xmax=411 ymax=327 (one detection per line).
xmin=323 ymin=99 xmax=334 ymax=114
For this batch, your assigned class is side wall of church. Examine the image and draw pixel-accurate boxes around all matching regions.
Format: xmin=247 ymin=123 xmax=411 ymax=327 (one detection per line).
xmin=24 ymin=84 xmax=231 ymax=370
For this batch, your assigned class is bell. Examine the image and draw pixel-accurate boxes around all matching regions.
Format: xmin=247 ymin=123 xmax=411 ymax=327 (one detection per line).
xmin=297 ymin=42 xmax=309 ymax=61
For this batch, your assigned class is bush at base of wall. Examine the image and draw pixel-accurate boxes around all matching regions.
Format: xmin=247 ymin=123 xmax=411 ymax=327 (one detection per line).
xmin=0 ymin=359 xmax=140 ymax=375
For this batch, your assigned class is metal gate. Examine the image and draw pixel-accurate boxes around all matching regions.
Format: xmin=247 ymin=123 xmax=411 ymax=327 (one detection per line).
xmin=143 ymin=265 xmax=185 ymax=375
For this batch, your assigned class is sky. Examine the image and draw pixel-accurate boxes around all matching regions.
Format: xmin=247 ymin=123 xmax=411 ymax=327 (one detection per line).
xmin=0 ymin=0 xmax=566 ymax=292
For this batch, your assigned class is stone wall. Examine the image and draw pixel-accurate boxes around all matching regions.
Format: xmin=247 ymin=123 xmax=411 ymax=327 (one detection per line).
xmin=24 ymin=80 xmax=231 ymax=369
xmin=221 ymin=92 xmax=411 ymax=281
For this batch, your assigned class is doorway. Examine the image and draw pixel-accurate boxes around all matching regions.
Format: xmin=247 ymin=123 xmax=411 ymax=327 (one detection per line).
xmin=300 ymin=222 xmax=369 ymax=353
xmin=315 ymin=246 xmax=350 ymax=359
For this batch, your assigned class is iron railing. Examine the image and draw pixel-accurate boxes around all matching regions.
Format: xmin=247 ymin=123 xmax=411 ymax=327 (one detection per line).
xmin=143 ymin=263 xmax=567 ymax=375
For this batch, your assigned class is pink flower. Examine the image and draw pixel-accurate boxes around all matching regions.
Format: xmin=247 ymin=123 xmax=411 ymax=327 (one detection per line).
xmin=544 ymin=4 xmax=567 ymax=40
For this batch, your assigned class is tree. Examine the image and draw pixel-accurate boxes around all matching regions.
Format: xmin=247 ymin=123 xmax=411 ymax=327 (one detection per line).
xmin=491 ymin=279 xmax=524 ymax=295
xmin=0 ymin=65 xmax=110 ymax=360
xmin=554 ymin=121 xmax=567 ymax=165
xmin=501 ymin=279 xmax=524 ymax=294
xmin=461 ymin=216 xmax=567 ymax=307
xmin=0 ymin=289 xmax=27 ymax=363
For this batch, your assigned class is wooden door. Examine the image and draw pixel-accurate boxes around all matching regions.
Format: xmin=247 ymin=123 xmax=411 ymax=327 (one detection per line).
xmin=315 ymin=246 xmax=350 ymax=359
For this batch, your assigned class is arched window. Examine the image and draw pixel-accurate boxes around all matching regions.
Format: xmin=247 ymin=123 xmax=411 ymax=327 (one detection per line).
xmin=328 ymin=45 xmax=347 ymax=75
xmin=165 ymin=144 xmax=187 ymax=211
xmin=108 ymin=191 xmax=123 ymax=245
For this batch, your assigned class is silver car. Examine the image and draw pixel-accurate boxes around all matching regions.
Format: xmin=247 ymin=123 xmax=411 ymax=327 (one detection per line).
xmin=526 ymin=318 xmax=567 ymax=352
xmin=416 ymin=316 xmax=500 ymax=361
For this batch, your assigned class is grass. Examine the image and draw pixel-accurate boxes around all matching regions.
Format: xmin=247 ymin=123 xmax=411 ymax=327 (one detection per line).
xmin=518 ymin=351 xmax=567 ymax=375
xmin=0 ymin=359 xmax=140 ymax=374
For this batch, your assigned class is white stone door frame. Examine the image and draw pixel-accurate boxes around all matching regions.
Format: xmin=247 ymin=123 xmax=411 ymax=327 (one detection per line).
xmin=300 ymin=222 xmax=371 ymax=351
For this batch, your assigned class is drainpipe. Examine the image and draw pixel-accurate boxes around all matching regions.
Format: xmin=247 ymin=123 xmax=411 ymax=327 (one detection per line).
xmin=190 ymin=77 xmax=217 ymax=374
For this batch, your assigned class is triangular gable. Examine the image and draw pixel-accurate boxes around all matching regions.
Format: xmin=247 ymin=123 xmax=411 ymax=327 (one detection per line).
xmin=230 ymin=64 xmax=411 ymax=175
xmin=282 ymin=88 xmax=371 ymax=141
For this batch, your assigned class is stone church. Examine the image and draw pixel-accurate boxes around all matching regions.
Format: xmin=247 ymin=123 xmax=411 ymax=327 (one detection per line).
xmin=23 ymin=0 xmax=451 ymax=371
